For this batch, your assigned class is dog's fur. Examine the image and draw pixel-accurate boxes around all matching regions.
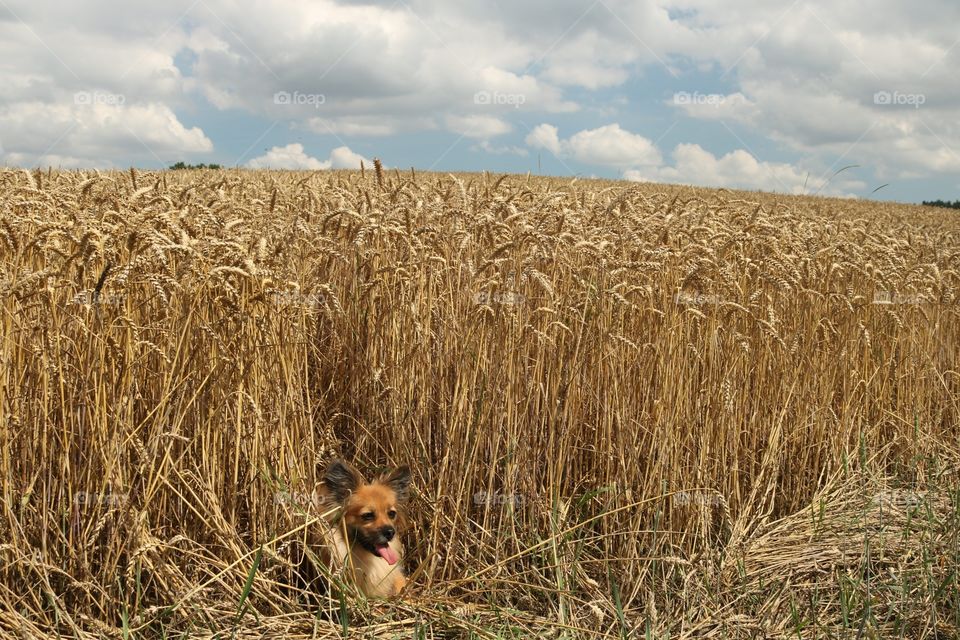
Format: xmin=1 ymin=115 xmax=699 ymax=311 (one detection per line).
xmin=315 ymin=460 xmax=411 ymax=598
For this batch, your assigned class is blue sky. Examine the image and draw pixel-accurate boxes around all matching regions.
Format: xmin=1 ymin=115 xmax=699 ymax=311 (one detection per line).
xmin=1 ymin=0 xmax=958 ymax=203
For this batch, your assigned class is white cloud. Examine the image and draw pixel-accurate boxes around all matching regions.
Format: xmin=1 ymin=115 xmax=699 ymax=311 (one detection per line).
xmin=245 ymin=143 xmax=369 ymax=170
xmin=473 ymin=66 xmax=578 ymax=112
xmin=527 ymin=121 xmax=864 ymax=196
xmin=1 ymin=0 xmax=959 ymax=191
xmin=327 ymin=145 xmax=370 ymax=169
xmin=669 ymin=92 xmax=758 ymax=122
xmin=0 ymin=2 xmax=210 ymax=167
xmin=306 ymin=117 xmax=408 ymax=137
xmin=0 ymin=101 xmax=212 ymax=167
xmin=445 ymin=115 xmax=512 ymax=139
xmin=525 ymin=124 xmax=562 ymax=156
xmin=527 ymin=123 xmax=661 ymax=167
xmin=246 ymin=144 xmax=326 ymax=170
xmin=540 ymin=31 xmax=632 ymax=90
xmin=662 ymin=1 xmax=960 ymax=177
xmin=625 ymin=143 xmax=864 ymax=196
xmin=472 ymin=140 xmax=529 ymax=156
xmin=180 ymin=0 xmax=581 ymax=133
xmin=566 ymin=124 xmax=662 ymax=167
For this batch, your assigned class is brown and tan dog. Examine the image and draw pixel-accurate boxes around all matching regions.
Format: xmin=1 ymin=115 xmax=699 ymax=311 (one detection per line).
xmin=316 ymin=460 xmax=411 ymax=598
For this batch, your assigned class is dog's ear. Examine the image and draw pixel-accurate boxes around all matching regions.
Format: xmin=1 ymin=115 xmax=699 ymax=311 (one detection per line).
xmin=324 ymin=460 xmax=364 ymax=503
xmin=382 ymin=465 xmax=411 ymax=502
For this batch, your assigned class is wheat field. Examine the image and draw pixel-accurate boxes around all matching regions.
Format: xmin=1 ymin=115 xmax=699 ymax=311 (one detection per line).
xmin=1 ymin=166 xmax=958 ymax=638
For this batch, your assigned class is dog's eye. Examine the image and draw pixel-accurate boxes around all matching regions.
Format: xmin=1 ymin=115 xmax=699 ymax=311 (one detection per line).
xmin=387 ymin=509 xmax=397 ymax=519
xmin=361 ymin=512 xmax=375 ymax=522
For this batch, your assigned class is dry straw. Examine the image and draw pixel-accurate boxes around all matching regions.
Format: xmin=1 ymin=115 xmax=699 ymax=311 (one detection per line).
xmin=1 ymin=167 xmax=958 ymax=638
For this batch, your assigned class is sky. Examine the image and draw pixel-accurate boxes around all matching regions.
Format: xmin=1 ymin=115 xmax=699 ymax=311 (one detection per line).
xmin=0 ymin=0 xmax=958 ymax=203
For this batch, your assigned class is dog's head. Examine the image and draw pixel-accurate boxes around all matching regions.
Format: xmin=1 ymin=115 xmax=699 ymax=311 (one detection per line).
xmin=323 ymin=460 xmax=411 ymax=566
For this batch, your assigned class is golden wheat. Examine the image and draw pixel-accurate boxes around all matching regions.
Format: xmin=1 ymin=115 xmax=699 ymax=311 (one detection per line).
xmin=0 ymin=167 xmax=958 ymax=638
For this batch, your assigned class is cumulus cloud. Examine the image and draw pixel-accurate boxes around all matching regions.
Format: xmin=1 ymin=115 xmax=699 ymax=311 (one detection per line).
xmin=625 ymin=143 xmax=864 ymax=196
xmin=246 ymin=144 xmax=327 ymax=170
xmin=306 ymin=117 xmax=408 ymax=137
xmin=327 ymin=146 xmax=371 ymax=169
xmin=245 ymin=143 xmax=369 ymax=170
xmin=669 ymin=92 xmax=758 ymax=122
xmin=0 ymin=0 xmax=208 ymax=166
xmin=525 ymin=124 xmax=562 ymax=156
xmin=445 ymin=115 xmax=512 ymax=139
xmin=1 ymin=0 xmax=958 ymax=194
xmin=179 ymin=0 xmax=581 ymax=134
xmin=472 ymin=140 xmax=528 ymax=156
xmin=0 ymin=101 xmax=212 ymax=168
xmin=526 ymin=123 xmax=661 ymax=167
xmin=663 ymin=1 xmax=960 ymax=178
xmin=528 ymin=122 xmax=863 ymax=196
xmin=566 ymin=124 xmax=662 ymax=167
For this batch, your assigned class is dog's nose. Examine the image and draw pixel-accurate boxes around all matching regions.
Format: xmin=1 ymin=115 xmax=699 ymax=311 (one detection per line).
xmin=381 ymin=526 xmax=395 ymax=541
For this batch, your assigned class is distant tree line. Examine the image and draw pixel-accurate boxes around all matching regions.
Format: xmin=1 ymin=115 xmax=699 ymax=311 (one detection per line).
xmin=169 ymin=162 xmax=222 ymax=170
xmin=922 ymin=199 xmax=960 ymax=210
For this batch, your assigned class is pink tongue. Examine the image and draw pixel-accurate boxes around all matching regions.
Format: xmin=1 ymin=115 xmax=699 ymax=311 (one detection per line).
xmin=375 ymin=544 xmax=398 ymax=565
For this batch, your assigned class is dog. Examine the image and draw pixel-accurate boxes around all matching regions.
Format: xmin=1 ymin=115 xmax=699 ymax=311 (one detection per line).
xmin=314 ymin=460 xmax=411 ymax=598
